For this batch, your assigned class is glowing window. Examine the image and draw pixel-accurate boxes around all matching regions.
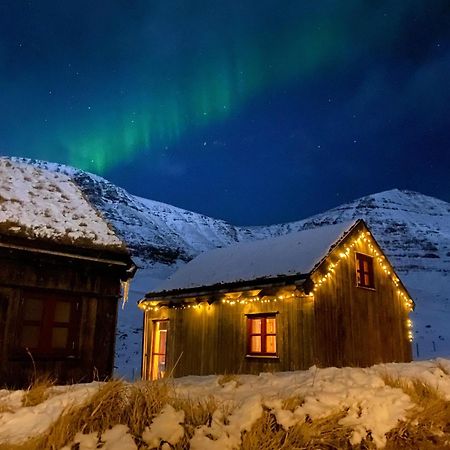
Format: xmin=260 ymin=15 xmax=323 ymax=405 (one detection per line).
xmin=247 ymin=314 xmax=277 ymax=356
xmin=150 ymin=320 xmax=168 ymax=380
xmin=356 ymin=252 xmax=375 ymax=289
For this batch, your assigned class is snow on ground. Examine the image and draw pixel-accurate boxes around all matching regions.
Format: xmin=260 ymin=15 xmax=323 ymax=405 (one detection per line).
xmin=2 ymin=360 xmax=450 ymax=449
xmin=0 ymin=383 xmax=99 ymax=444
xmin=0 ymin=158 xmax=123 ymax=248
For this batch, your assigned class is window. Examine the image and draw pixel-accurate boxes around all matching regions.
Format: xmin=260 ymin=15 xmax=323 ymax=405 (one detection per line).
xmin=150 ymin=320 xmax=168 ymax=380
xmin=247 ymin=314 xmax=277 ymax=356
xmin=18 ymin=293 xmax=80 ymax=357
xmin=355 ymin=253 xmax=375 ymax=289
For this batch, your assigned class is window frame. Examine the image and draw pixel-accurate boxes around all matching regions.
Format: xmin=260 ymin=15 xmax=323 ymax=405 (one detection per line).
xmin=246 ymin=312 xmax=278 ymax=357
xmin=150 ymin=319 xmax=169 ymax=381
xmin=17 ymin=291 xmax=81 ymax=358
xmin=355 ymin=252 xmax=375 ymax=290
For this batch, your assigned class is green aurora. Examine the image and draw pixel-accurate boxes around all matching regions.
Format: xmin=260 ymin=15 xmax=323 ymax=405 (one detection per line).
xmin=2 ymin=1 xmax=440 ymax=173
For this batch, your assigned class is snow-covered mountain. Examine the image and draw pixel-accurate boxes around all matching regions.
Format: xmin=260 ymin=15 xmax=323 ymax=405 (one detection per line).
xmin=10 ymin=158 xmax=450 ymax=378
xmin=10 ymin=158 xmax=273 ymax=266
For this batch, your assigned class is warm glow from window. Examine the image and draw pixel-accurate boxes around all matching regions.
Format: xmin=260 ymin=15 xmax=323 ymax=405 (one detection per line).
xmin=356 ymin=252 xmax=375 ymax=289
xmin=151 ymin=320 xmax=168 ymax=381
xmin=247 ymin=315 xmax=277 ymax=356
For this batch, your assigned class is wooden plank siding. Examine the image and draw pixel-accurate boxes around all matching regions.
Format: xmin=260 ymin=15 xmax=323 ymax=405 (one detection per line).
xmin=0 ymin=246 xmax=124 ymax=387
xmin=142 ymin=222 xmax=412 ymax=379
xmin=143 ymin=294 xmax=315 ymax=378
xmin=312 ymin=226 xmax=412 ymax=368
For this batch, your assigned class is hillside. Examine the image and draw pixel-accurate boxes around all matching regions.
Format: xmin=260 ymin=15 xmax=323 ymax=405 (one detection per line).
xmin=9 ymin=158 xmax=450 ymax=379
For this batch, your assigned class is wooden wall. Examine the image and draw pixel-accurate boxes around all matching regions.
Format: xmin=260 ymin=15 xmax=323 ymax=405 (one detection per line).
xmin=0 ymin=246 xmax=122 ymax=387
xmin=143 ymin=294 xmax=315 ymax=379
xmin=312 ymin=226 xmax=412 ymax=367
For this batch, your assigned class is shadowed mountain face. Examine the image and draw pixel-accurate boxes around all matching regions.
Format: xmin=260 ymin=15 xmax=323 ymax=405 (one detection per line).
xmin=11 ymin=158 xmax=450 ymax=376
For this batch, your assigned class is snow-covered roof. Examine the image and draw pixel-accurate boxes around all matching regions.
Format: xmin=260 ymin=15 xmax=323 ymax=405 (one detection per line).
xmin=150 ymin=220 xmax=360 ymax=295
xmin=0 ymin=158 xmax=124 ymax=251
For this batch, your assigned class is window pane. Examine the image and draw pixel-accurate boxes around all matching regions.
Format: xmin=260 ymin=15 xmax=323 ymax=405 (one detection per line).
xmin=158 ymin=330 xmax=167 ymax=354
xmin=23 ymin=298 xmax=43 ymax=321
xmin=251 ymin=336 xmax=261 ymax=353
xmin=363 ymin=260 xmax=369 ymax=272
xmin=251 ymin=319 xmax=262 ymax=334
xmin=21 ymin=325 xmax=40 ymax=348
xmin=266 ymin=318 xmax=276 ymax=334
xmin=266 ymin=335 xmax=277 ymax=353
xmin=54 ymin=301 xmax=71 ymax=323
xmin=151 ymin=321 xmax=168 ymax=381
xmin=153 ymin=322 xmax=168 ymax=354
xmin=51 ymin=327 xmax=68 ymax=349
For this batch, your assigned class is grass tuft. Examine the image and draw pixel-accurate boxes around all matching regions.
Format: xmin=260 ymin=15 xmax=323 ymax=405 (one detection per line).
xmin=22 ymin=374 xmax=55 ymax=407
xmin=383 ymin=374 xmax=450 ymax=449
xmin=217 ymin=374 xmax=242 ymax=388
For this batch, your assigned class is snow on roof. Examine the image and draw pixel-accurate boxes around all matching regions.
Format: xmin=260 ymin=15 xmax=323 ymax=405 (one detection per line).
xmin=0 ymin=158 xmax=124 ymax=250
xmin=151 ymin=220 xmax=359 ymax=294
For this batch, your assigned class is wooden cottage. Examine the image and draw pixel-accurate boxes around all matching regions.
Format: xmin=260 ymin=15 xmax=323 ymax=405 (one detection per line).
xmin=140 ymin=220 xmax=414 ymax=380
xmin=0 ymin=159 xmax=135 ymax=386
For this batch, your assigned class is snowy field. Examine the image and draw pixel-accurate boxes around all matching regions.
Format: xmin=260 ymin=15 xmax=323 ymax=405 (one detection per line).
xmin=1 ymin=359 xmax=450 ymax=449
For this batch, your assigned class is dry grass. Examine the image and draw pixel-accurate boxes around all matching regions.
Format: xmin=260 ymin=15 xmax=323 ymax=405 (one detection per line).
xmin=22 ymin=375 xmax=55 ymax=407
xmin=382 ymin=374 xmax=450 ymax=449
xmin=170 ymin=396 xmax=222 ymax=449
xmin=218 ymin=373 xmax=243 ymax=388
xmin=3 ymin=376 xmax=450 ymax=449
xmin=241 ymin=409 xmax=355 ymax=450
xmin=282 ymin=395 xmax=305 ymax=411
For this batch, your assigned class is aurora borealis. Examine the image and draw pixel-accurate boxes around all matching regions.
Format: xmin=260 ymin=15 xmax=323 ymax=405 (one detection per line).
xmin=2 ymin=1 xmax=450 ymax=224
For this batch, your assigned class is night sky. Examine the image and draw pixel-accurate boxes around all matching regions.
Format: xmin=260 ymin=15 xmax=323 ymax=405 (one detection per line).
xmin=1 ymin=1 xmax=450 ymax=225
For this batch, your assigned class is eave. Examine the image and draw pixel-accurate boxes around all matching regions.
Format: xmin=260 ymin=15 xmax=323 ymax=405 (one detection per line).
xmin=140 ymin=273 xmax=309 ymax=305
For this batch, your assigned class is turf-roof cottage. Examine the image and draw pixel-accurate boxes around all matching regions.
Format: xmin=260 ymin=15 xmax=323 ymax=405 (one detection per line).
xmin=0 ymin=159 xmax=135 ymax=386
xmin=139 ymin=220 xmax=413 ymax=380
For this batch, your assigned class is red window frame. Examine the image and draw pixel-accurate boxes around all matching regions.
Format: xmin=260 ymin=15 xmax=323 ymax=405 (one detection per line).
xmin=355 ymin=252 xmax=375 ymax=289
xmin=246 ymin=313 xmax=277 ymax=356
xmin=18 ymin=292 xmax=81 ymax=358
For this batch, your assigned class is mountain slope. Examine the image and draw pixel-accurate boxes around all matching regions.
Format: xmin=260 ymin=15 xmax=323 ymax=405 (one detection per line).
xmin=263 ymin=189 xmax=450 ymax=273
xmin=9 ymin=158 xmax=450 ymax=377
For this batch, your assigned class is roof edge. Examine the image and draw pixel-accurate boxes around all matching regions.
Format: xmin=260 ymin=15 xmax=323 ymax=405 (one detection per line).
xmin=141 ymin=273 xmax=308 ymax=303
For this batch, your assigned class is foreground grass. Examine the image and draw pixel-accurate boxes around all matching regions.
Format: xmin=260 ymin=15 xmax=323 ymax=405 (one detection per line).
xmin=1 ymin=374 xmax=450 ymax=449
